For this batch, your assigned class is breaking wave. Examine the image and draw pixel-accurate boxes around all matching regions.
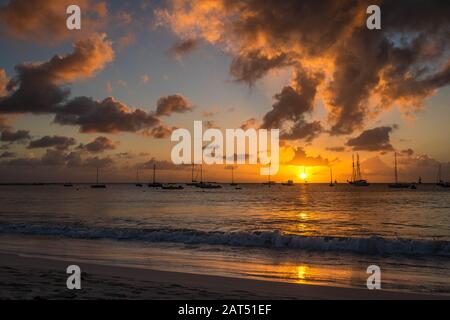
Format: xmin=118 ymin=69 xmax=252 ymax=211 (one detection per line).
xmin=1 ymin=223 xmax=449 ymax=257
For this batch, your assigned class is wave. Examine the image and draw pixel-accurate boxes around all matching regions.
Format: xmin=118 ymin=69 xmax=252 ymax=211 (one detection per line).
xmin=1 ymin=223 xmax=449 ymax=257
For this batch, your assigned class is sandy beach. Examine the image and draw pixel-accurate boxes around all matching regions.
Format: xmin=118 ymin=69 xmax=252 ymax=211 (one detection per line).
xmin=0 ymin=253 xmax=446 ymax=300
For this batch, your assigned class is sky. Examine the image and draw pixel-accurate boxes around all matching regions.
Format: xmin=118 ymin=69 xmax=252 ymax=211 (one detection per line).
xmin=0 ymin=0 xmax=449 ymax=183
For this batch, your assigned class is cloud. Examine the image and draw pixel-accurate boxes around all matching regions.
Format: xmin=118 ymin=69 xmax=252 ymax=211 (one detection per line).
xmin=0 ymin=149 xmax=114 ymax=169
xmin=0 ymin=129 xmax=30 ymax=142
xmin=326 ymin=146 xmax=346 ymax=152
xmin=169 ymin=38 xmax=199 ymax=57
xmin=79 ymin=136 xmax=117 ymax=153
xmin=159 ymin=0 xmax=450 ymax=135
xmin=240 ymin=118 xmax=258 ymax=130
xmin=0 ymin=34 xmax=181 ymax=135
xmin=155 ymin=94 xmax=192 ymax=116
xmin=147 ymin=125 xmax=176 ymax=139
xmin=285 ymin=147 xmax=330 ymax=167
xmin=54 ymin=96 xmax=161 ymax=133
xmin=261 ymin=69 xmax=324 ymax=142
xmin=401 ymin=148 xmax=414 ymax=157
xmin=0 ymin=0 xmax=107 ymax=43
xmin=0 ymin=33 xmax=114 ymax=114
xmin=28 ymin=135 xmax=76 ymax=150
xmin=346 ymin=126 xmax=396 ymax=152
xmin=116 ymin=33 xmax=136 ymax=51
xmin=140 ymin=157 xmax=189 ymax=170
xmin=230 ymin=51 xmax=293 ymax=85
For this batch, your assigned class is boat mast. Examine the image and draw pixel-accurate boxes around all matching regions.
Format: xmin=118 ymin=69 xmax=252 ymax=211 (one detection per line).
xmin=191 ymin=163 xmax=195 ymax=182
xmin=200 ymin=164 xmax=203 ymax=183
xmin=330 ymin=167 xmax=333 ymax=184
xmin=394 ymin=152 xmax=398 ymax=184
xmin=352 ymin=154 xmax=355 ymax=182
xmin=437 ymin=164 xmax=442 ymax=183
xmin=96 ymin=167 xmax=99 ymax=184
xmin=153 ymin=163 xmax=156 ymax=184
xmin=136 ymin=168 xmax=139 ymax=184
xmin=356 ymin=154 xmax=361 ymax=181
xmin=231 ymin=166 xmax=234 ymax=184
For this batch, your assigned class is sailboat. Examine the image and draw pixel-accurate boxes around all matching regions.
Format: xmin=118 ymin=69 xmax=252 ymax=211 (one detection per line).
xmin=91 ymin=167 xmax=106 ymax=188
xmin=437 ymin=163 xmax=450 ymax=188
xmin=148 ymin=163 xmax=163 ymax=188
xmin=282 ymin=180 xmax=294 ymax=186
xmin=230 ymin=166 xmax=238 ymax=186
xmin=186 ymin=164 xmax=199 ymax=186
xmin=135 ymin=168 xmax=143 ymax=187
xmin=389 ymin=152 xmax=411 ymax=188
xmin=347 ymin=153 xmax=369 ymax=186
xmin=161 ymin=184 xmax=184 ymax=190
xmin=329 ymin=167 xmax=335 ymax=187
xmin=196 ymin=164 xmax=222 ymax=189
xmin=262 ymin=162 xmax=276 ymax=186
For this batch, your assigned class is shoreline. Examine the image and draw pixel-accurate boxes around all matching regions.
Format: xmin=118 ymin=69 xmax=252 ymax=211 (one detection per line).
xmin=1 ymin=253 xmax=447 ymax=300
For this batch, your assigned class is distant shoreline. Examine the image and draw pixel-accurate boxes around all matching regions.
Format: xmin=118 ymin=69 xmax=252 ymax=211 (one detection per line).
xmin=1 ymin=252 xmax=446 ymax=300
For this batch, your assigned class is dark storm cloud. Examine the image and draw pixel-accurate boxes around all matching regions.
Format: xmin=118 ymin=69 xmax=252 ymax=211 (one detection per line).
xmin=28 ymin=135 xmax=76 ymax=150
xmin=0 ymin=34 xmax=114 ymax=114
xmin=54 ymin=97 xmax=161 ymax=133
xmin=79 ymin=136 xmax=117 ymax=153
xmin=0 ymin=129 xmax=30 ymax=142
xmin=345 ymin=126 xmax=396 ymax=151
xmin=230 ymin=51 xmax=293 ymax=85
xmin=155 ymin=94 xmax=192 ymax=116
xmin=261 ymin=69 xmax=324 ymax=142
xmin=169 ymin=38 xmax=199 ymax=57
xmin=160 ymin=0 xmax=450 ymax=136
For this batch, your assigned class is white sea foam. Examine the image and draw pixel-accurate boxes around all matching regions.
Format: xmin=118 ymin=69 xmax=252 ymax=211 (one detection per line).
xmin=1 ymin=223 xmax=449 ymax=257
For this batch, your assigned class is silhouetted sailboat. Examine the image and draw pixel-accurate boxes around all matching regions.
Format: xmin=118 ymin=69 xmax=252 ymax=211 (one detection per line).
xmin=186 ymin=163 xmax=199 ymax=186
xmin=329 ymin=167 xmax=335 ymax=187
xmin=389 ymin=152 xmax=410 ymax=188
xmin=230 ymin=166 xmax=238 ymax=186
xmin=196 ymin=164 xmax=222 ymax=189
xmin=262 ymin=162 xmax=276 ymax=186
xmin=148 ymin=163 xmax=163 ymax=188
xmin=135 ymin=168 xmax=143 ymax=187
xmin=437 ymin=163 xmax=450 ymax=188
xmin=282 ymin=180 xmax=294 ymax=186
xmin=348 ymin=153 xmax=369 ymax=186
xmin=91 ymin=167 xmax=106 ymax=188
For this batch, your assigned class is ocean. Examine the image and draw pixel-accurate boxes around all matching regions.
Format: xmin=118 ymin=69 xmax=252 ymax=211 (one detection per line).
xmin=1 ymin=183 xmax=449 ymax=294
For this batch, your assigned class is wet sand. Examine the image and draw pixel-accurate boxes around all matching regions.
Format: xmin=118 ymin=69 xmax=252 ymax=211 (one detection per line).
xmin=0 ymin=253 xmax=446 ymax=300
